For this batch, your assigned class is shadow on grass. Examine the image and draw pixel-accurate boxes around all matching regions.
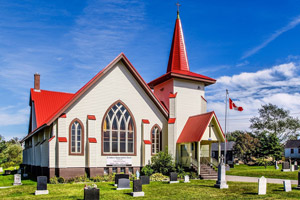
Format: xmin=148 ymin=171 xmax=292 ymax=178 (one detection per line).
xmin=243 ymin=192 xmax=257 ymax=195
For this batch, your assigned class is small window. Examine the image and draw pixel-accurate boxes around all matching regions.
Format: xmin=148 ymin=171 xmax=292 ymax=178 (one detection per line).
xmin=69 ymin=119 xmax=84 ymax=155
xmin=291 ymin=149 xmax=294 ymax=154
xmin=151 ymin=125 xmax=162 ymax=155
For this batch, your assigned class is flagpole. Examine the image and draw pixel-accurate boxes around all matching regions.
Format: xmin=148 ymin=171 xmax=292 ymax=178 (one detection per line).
xmin=224 ymin=89 xmax=228 ymax=164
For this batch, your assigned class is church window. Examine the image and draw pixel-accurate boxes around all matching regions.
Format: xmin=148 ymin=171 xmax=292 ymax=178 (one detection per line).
xmin=69 ymin=119 xmax=84 ymax=155
xmin=102 ymin=101 xmax=136 ymax=155
xmin=151 ymin=125 xmax=162 ymax=154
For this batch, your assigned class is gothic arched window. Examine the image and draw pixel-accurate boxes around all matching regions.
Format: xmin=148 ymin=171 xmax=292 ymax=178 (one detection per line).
xmin=69 ymin=119 xmax=84 ymax=155
xmin=102 ymin=101 xmax=135 ymax=155
xmin=151 ymin=125 xmax=162 ymax=154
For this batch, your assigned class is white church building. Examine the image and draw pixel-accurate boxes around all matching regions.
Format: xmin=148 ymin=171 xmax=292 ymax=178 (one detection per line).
xmin=21 ymin=12 xmax=225 ymax=179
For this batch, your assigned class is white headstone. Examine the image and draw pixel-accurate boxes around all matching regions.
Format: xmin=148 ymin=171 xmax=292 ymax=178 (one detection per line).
xmin=136 ymin=170 xmax=140 ymax=179
xmin=275 ymin=161 xmax=279 ymax=170
xmin=13 ymin=174 xmax=22 ymax=186
xmin=184 ymin=175 xmax=190 ymax=183
xmin=0 ymin=167 xmax=3 ymax=173
xmin=295 ymin=161 xmax=298 ymax=166
xmin=291 ymin=165 xmax=295 ymax=172
xmin=214 ymin=162 xmax=228 ymax=189
xmin=284 ymin=180 xmax=292 ymax=192
xmin=258 ymin=176 xmax=267 ymax=195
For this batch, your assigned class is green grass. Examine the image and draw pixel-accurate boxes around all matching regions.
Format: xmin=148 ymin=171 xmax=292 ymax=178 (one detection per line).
xmin=1 ymin=175 xmax=300 ymax=199
xmin=227 ymin=164 xmax=298 ymax=180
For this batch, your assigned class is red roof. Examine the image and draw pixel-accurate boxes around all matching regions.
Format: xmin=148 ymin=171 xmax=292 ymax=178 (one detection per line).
xmin=177 ymin=111 xmax=224 ymax=143
xmin=169 ymin=92 xmax=177 ymax=98
xmin=30 ymin=89 xmax=74 ymax=128
xmin=167 ymin=14 xmax=190 ymax=72
xmin=148 ymin=13 xmax=216 ymax=88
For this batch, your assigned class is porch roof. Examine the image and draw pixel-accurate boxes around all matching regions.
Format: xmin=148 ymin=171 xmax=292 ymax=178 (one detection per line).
xmin=177 ymin=111 xmax=224 ymax=143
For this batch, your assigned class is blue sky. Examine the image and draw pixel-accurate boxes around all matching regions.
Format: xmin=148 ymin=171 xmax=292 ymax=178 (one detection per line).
xmin=1 ymin=0 xmax=300 ymax=140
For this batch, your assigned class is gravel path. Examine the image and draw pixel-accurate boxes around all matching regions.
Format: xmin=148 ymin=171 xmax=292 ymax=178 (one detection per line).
xmin=226 ymin=175 xmax=298 ymax=184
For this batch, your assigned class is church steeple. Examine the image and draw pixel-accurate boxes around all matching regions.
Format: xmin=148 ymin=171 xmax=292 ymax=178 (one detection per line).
xmin=167 ymin=8 xmax=190 ymax=73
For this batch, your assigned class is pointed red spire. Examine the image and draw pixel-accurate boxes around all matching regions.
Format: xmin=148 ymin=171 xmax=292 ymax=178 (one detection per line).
xmin=167 ymin=12 xmax=190 ymax=73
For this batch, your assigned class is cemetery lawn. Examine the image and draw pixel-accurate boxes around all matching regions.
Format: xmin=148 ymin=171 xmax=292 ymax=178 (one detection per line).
xmin=1 ymin=176 xmax=300 ymax=199
xmin=227 ymin=164 xmax=298 ymax=180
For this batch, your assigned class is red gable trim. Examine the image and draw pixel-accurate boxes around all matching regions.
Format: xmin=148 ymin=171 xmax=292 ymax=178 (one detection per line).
xmin=168 ymin=118 xmax=176 ymax=124
xmin=142 ymin=119 xmax=150 ymax=124
xmin=87 ymin=115 xmax=96 ymax=120
xmin=48 ymin=136 xmax=55 ymax=142
xmin=144 ymin=140 xmax=151 ymax=144
xmin=58 ymin=137 xmax=67 ymax=142
xmin=88 ymin=138 xmax=97 ymax=143
xmin=60 ymin=113 xmax=67 ymax=118
xmin=201 ymin=96 xmax=207 ymax=102
xmin=169 ymin=92 xmax=177 ymax=98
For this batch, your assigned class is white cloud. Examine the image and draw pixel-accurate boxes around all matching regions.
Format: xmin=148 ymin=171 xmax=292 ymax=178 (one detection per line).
xmin=206 ymin=62 xmax=300 ymax=132
xmin=0 ymin=107 xmax=29 ymax=126
xmin=242 ymin=15 xmax=300 ymax=59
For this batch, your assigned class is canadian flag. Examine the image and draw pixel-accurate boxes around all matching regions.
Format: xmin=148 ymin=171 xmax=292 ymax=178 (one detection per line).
xmin=229 ymin=98 xmax=243 ymax=111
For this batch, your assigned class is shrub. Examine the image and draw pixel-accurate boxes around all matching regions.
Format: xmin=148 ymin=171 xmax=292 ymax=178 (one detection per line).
xmin=91 ymin=175 xmax=114 ymax=182
xmin=57 ymin=177 xmax=65 ymax=183
xmin=175 ymin=164 xmax=186 ymax=178
xmin=141 ymin=164 xmax=154 ymax=176
xmin=67 ymin=173 xmax=90 ymax=183
xmin=151 ymin=148 xmax=175 ymax=175
xmin=150 ymin=173 xmax=168 ymax=181
xmin=49 ymin=176 xmax=58 ymax=184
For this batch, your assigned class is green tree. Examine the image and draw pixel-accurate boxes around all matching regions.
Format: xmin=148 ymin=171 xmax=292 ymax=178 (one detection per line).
xmin=233 ymin=133 xmax=259 ymax=164
xmin=250 ymin=103 xmax=300 ymax=141
xmin=227 ymin=130 xmax=244 ymax=142
xmin=1 ymin=143 xmax=22 ymax=168
xmin=151 ymin=148 xmax=175 ymax=175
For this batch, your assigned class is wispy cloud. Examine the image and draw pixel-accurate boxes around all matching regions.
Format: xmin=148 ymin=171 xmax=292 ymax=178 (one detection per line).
xmin=241 ymin=15 xmax=300 ymax=59
xmin=206 ymin=62 xmax=300 ymax=132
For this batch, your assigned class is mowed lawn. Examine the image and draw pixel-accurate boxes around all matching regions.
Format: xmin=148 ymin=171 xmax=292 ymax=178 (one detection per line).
xmin=227 ymin=164 xmax=298 ymax=180
xmin=1 ymin=175 xmax=300 ymax=199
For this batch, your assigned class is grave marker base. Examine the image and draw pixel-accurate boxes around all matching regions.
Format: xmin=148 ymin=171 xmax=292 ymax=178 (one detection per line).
xmin=214 ymin=182 xmax=229 ymax=189
xmin=169 ymin=181 xmax=179 ymax=184
xmin=13 ymin=183 xmax=22 ymax=186
xmin=131 ymin=191 xmax=145 ymax=197
xmin=116 ymin=187 xmax=131 ymax=190
xmin=35 ymin=190 xmax=49 ymax=195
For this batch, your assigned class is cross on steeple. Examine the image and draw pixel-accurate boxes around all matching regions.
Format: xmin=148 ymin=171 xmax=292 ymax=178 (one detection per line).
xmin=176 ymin=2 xmax=181 ymax=18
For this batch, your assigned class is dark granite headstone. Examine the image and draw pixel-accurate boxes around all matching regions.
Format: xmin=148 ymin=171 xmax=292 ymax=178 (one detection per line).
xmin=170 ymin=172 xmax=178 ymax=182
xmin=140 ymin=176 xmax=150 ymax=185
xmin=282 ymin=162 xmax=290 ymax=170
xmin=117 ymin=178 xmax=130 ymax=189
xmin=115 ymin=174 xmax=130 ymax=185
xmin=295 ymin=165 xmax=299 ymax=170
xmin=298 ymin=171 xmax=300 ymax=187
xmin=84 ymin=188 xmax=99 ymax=200
xmin=4 ymin=170 xmax=11 ymax=175
xmin=37 ymin=176 xmax=47 ymax=190
xmin=133 ymin=179 xmax=142 ymax=192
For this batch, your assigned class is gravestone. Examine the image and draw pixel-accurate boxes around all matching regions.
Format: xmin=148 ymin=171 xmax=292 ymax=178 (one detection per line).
xmin=4 ymin=170 xmax=11 ymax=175
xmin=0 ymin=167 xmax=3 ymax=173
xmin=140 ymin=176 xmax=150 ymax=185
xmin=169 ymin=172 xmax=179 ymax=184
xmin=131 ymin=179 xmax=144 ymax=197
xmin=114 ymin=174 xmax=129 ymax=186
xmin=225 ymin=165 xmax=230 ymax=171
xmin=214 ymin=161 xmax=228 ymax=189
xmin=35 ymin=176 xmax=49 ymax=195
xmin=116 ymin=178 xmax=130 ymax=190
xmin=291 ymin=165 xmax=295 ymax=172
xmin=84 ymin=188 xmax=99 ymax=200
xmin=295 ymin=161 xmax=298 ymax=166
xmin=282 ymin=162 xmax=290 ymax=172
xmin=275 ymin=161 xmax=279 ymax=170
xmin=295 ymin=165 xmax=299 ymax=170
xmin=184 ymin=175 xmax=190 ymax=183
xmin=296 ymin=171 xmax=300 ymax=189
xmin=284 ymin=180 xmax=292 ymax=192
xmin=258 ymin=176 xmax=267 ymax=195
xmin=13 ymin=174 xmax=22 ymax=186
xmin=136 ymin=170 xmax=140 ymax=179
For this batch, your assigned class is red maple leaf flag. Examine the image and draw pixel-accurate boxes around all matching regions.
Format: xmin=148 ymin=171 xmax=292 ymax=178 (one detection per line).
xmin=229 ymin=98 xmax=243 ymax=111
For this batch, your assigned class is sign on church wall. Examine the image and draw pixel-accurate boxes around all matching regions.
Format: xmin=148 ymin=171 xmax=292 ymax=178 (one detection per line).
xmin=106 ymin=156 xmax=132 ymax=166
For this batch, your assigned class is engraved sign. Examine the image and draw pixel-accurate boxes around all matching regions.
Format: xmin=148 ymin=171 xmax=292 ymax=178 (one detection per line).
xmin=107 ymin=156 xmax=132 ymax=166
